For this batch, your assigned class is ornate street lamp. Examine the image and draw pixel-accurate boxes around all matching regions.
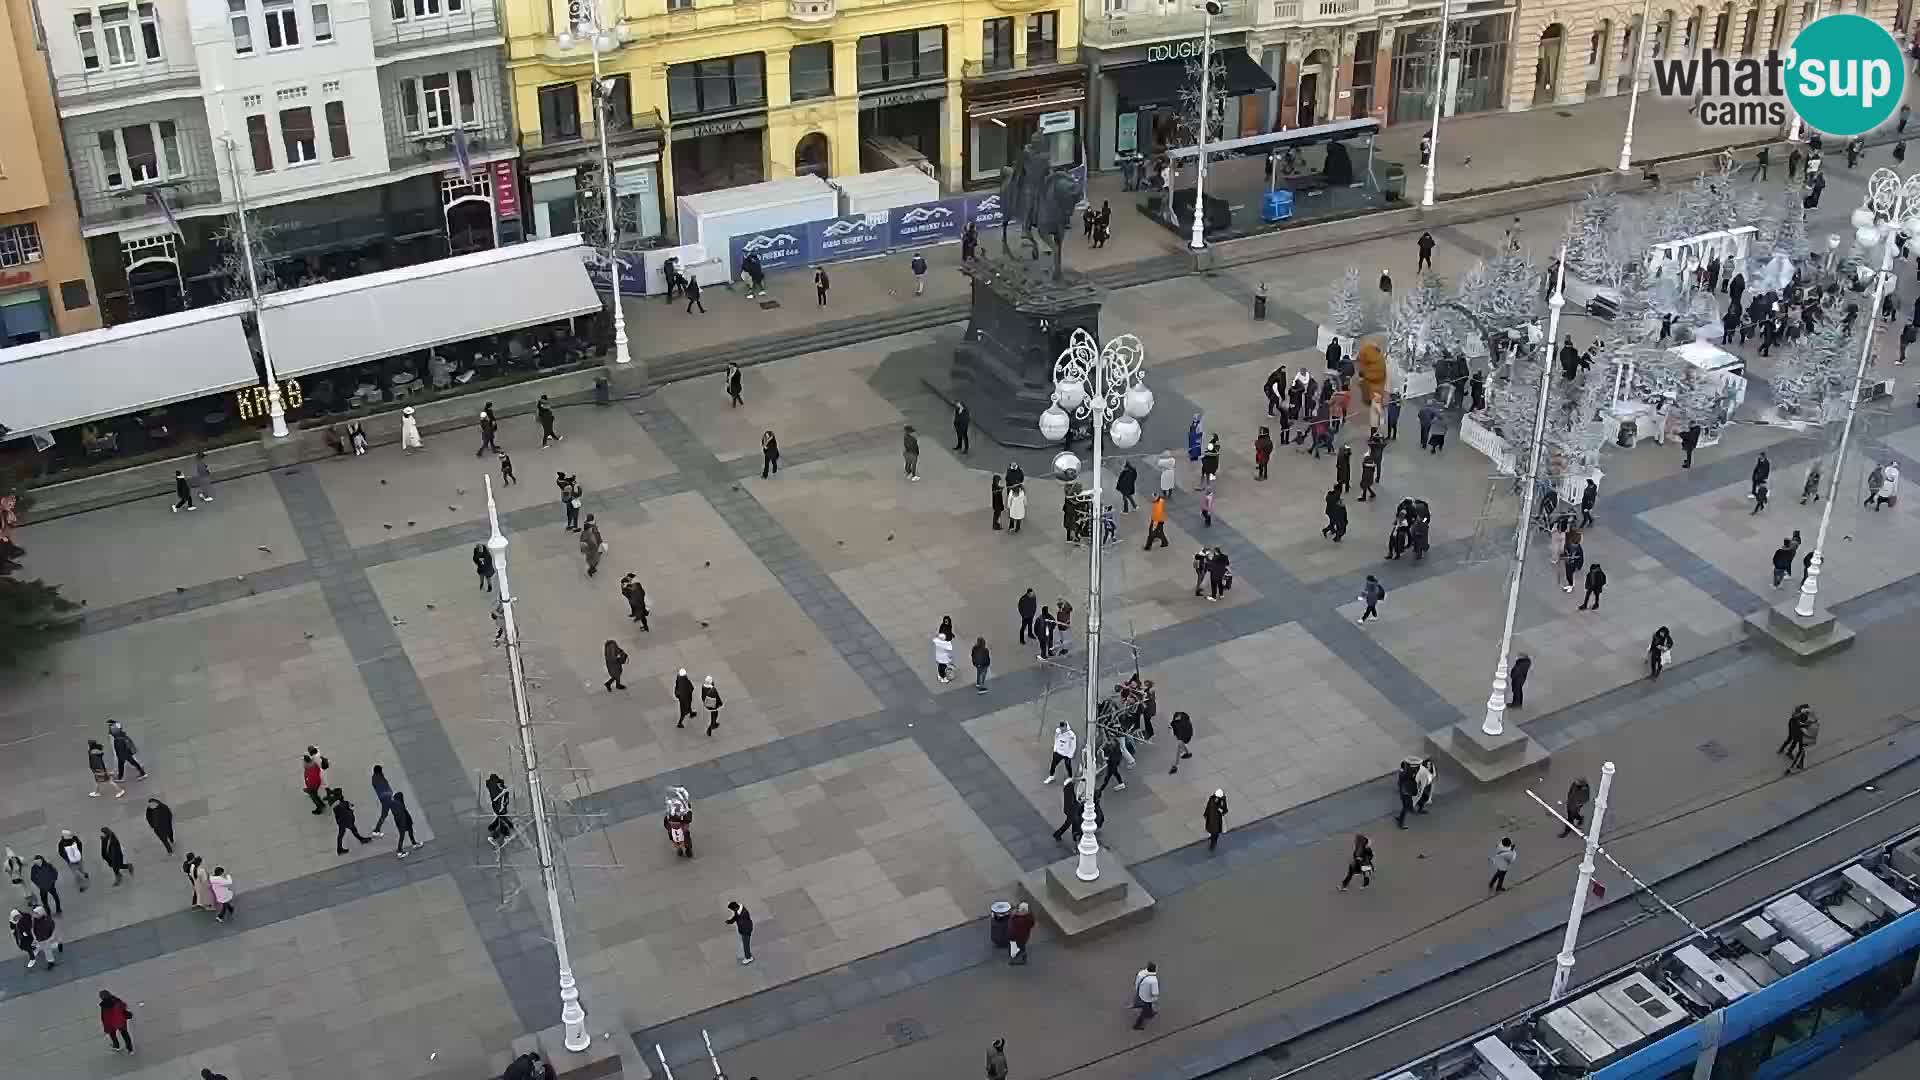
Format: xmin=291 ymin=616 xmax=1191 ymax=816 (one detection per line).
xmin=559 ymin=5 xmax=630 ymax=365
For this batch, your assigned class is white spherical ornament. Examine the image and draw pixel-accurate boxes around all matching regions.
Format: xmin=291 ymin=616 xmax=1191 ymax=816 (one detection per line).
xmin=1828 ymin=233 xmax=1844 ymax=251
xmin=1038 ymin=404 xmax=1071 ymax=442
xmin=1052 ymin=451 xmax=1081 ymax=481
xmin=1055 ymin=378 xmax=1087 ymax=412
xmin=1123 ymin=383 xmax=1155 ymax=419
xmin=1851 ymin=207 xmax=1876 ymax=230
xmin=1108 ymin=415 xmax=1142 ymax=449
xmin=1857 ymin=224 xmax=1882 ymax=251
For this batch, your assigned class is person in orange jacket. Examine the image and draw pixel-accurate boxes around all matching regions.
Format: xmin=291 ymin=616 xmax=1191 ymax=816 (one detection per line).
xmin=1144 ymin=494 xmax=1169 ymax=550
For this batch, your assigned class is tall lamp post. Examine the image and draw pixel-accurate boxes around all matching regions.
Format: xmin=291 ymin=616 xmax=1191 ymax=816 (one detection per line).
xmin=558 ymin=5 xmax=630 ymax=365
xmin=1039 ymin=330 xmax=1153 ymax=881
xmin=1797 ymin=169 xmax=1920 ymax=620
xmin=1543 ymin=761 xmax=1616 ymax=1002
xmin=1189 ymin=0 xmax=1223 ymax=251
xmin=486 ymin=478 xmax=592 ymax=1052
xmin=1419 ymin=0 xmax=1452 ymax=208
xmin=211 ymin=88 xmax=288 ymax=439
xmin=1617 ymin=0 xmax=1655 ymax=173
xmin=1482 ymin=244 xmax=1568 ymax=738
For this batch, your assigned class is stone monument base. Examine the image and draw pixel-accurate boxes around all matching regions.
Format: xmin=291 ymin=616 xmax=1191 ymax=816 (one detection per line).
xmin=1428 ymin=720 xmax=1551 ymax=784
xmin=942 ymin=255 xmax=1103 ymax=450
xmin=1017 ymin=855 xmax=1156 ymax=941
xmin=510 ymin=1023 xmax=649 ymax=1080
xmin=1746 ymin=602 xmax=1857 ymax=662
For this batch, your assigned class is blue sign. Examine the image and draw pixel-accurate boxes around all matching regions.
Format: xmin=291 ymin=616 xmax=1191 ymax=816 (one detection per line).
xmin=965 ymin=192 xmax=1005 ymax=232
xmin=728 ymin=226 xmax=811 ymax=275
xmin=808 ymin=212 xmax=892 ymax=263
xmin=890 ymin=198 xmax=967 ymax=248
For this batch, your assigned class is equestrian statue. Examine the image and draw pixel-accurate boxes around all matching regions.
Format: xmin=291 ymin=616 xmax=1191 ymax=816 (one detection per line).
xmin=998 ymin=132 xmax=1079 ymax=281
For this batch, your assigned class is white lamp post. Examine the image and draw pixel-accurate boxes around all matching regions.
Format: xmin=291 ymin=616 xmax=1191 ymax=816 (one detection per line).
xmin=1038 ymin=329 xmax=1151 ymax=881
xmin=559 ymin=7 xmax=629 ymax=365
xmin=486 ymin=478 xmax=592 ymax=1052
xmin=211 ymin=87 xmax=288 ymax=439
xmin=1420 ymin=0 xmax=1452 ymax=208
xmin=1544 ymin=761 xmax=1615 ymax=1002
xmin=1482 ymin=244 xmax=1567 ymax=738
xmin=1797 ymin=169 xmax=1920 ymax=620
xmin=1189 ymin=1 xmax=1223 ymax=251
xmin=1618 ymin=0 xmax=1655 ymax=173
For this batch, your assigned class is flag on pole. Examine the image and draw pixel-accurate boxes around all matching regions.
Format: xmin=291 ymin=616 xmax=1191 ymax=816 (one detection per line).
xmin=453 ymin=129 xmax=473 ymax=181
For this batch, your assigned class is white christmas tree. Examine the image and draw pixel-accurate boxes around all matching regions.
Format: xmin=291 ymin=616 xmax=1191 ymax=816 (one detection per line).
xmin=1757 ymin=191 xmax=1812 ymax=263
xmin=1482 ymin=345 xmax=1611 ymax=483
xmin=1771 ymin=317 xmax=1854 ymax=424
xmin=1177 ymin=51 xmax=1228 ymax=169
xmin=1565 ymin=183 xmax=1634 ymax=285
xmin=1327 ymin=267 xmax=1370 ymax=337
xmin=1454 ymin=248 xmax=1542 ymax=332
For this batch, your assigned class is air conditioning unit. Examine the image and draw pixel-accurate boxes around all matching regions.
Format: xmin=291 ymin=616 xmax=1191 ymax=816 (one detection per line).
xmin=1764 ymin=893 xmax=1852 ymax=957
xmin=1595 ymin=973 xmax=1689 ymax=1039
xmin=1671 ymin=945 xmax=1748 ymax=1007
xmin=1842 ymin=865 xmax=1917 ymax=919
xmin=1472 ymin=1037 xmax=1545 ymax=1080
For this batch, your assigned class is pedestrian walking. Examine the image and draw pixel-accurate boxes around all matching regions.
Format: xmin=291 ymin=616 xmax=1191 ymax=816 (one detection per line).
xmin=674 ymin=669 xmax=696 ymax=728
xmin=1046 ymin=719 xmax=1077 ymax=782
xmin=1143 ymin=493 xmax=1168 ymax=549
xmin=191 ymin=449 xmax=215 ymax=502
xmin=602 ymin=639 xmax=629 ymax=691
xmin=1751 ymin=451 xmax=1771 ymax=499
xmin=1802 ymin=462 xmax=1823 ymax=503
xmin=1358 ymin=574 xmax=1386 ymax=624
xmin=1097 ymin=733 xmax=1127 ymax=793
xmin=146 ymin=797 xmax=175 ymax=853
xmin=1035 ymin=605 xmax=1056 ymax=660
xmin=1579 ymin=479 xmax=1598 ymax=527
xmin=99 ymin=990 xmax=133 ymax=1053
xmin=1875 ymin=462 xmax=1900 ymax=509
xmin=372 ymin=766 xmax=399 ymax=833
xmin=1008 ymin=482 xmax=1027 ymax=533
xmin=725 ymin=901 xmax=754 ymax=964
xmin=399 ymin=406 xmax=423 ymax=452
xmin=1131 ymin=963 xmax=1160 ymax=1029
xmin=1508 ymin=653 xmax=1531 ymax=708
xmin=902 ymin=425 xmax=920 ymax=481
xmin=1417 ymin=402 xmax=1437 ymax=447
xmin=1488 ymin=837 xmax=1517 ymax=892
xmin=1679 ymin=424 xmax=1700 ymax=468
xmin=57 ymin=831 xmax=88 ymax=892
xmin=954 ymin=401 xmax=971 ymax=454
xmin=814 ymin=265 xmax=829 ymax=306
xmin=1772 ymin=538 xmax=1796 ymax=588
xmin=1559 ymin=777 xmax=1592 ymax=839
xmin=971 ymin=637 xmax=991 ymax=693
xmin=1206 ymin=546 xmax=1232 ymax=600
xmin=1780 ymin=704 xmax=1817 ymax=774
xmin=962 ymin=223 xmax=979 ymax=262
xmin=1334 ymin=444 xmax=1352 ymax=494
xmin=1340 ymin=834 xmax=1375 ymax=890
xmin=1323 ymin=488 xmax=1349 ymax=542
xmin=391 ymin=791 xmax=420 ymax=856
xmin=28 ymin=905 xmax=59 ymax=968
xmin=107 ymin=719 xmax=146 ymax=780
xmin=1168 ymin=710 xmax=1194 ymax=772
xmin=331 ymin=791 xmax=372 ymax=854
xmin=1008 ymin=905 xmax=1034 ymax=965
xmin=726 ymin=362 xmax=744 ymax=408
xmin=1561 ymin=533 xmax=1585 ymax=592
xmin=1417 ymin=230 xmax=1435 ymax=272
xmin=470 ymin=542 xmax=498 ymax=593
xmin=563 ymin=476 xmax=584 ymax=531
xmin=1116 ymin=459 xmax=1139 ymax=511
xmin=701 ymin=675 xmax=724 ymax=736
xmin=29 ymin=856 xmax=59 ymax=914
xmin=1579 ymin=564 xmax=1607 ymax=610
xmin=302 ymin=754 xmax=326 ymax=814
xmin=486 ymin=773 xmax=514 ymax=846
xmin=685 ymin=275 xmax=706 ymax=313
xmin=1426 ymin=411 xmax=1447 ymax=453
xmin=1396 ymin=760 xmax=1419 ymax=828
xmin=579 ymin=515 xmax=606 ymax=577
xmin=99 ymin=827 xmax=131 ymax=886
xmin=911 ymin=252 xmax=928 ymax=295
xmin=987 ymin=1039 xmax=1010 ymax=1080
xmin=1017 ymin=587 xmax=1039 ymax=645
xmin=184 ymin=851 xmax=210 ymax=910
xmin=208 ymin=866 xmax=235 ymax=921
xmin=932 ymin=627 xmax=955 ymax=684
xmin=1649 ymin=625 xmax=1674 ymax=679
xmin=1203 ymin=789 xmax=1228 ymax=852
xmin=86 ymin=739 xmax=125 ymax=798
xmin=1055 ymin=598 xmax=1074 ymax=654
xmin=9 ymin=849 xmax=32 ymax=906
xmin=1358 ymin=452 xmax=1377 ymax=501
xmin=499 ymin=450 xmax=516 ymax=485
xmin=1254 ymin=426 xmax=1274 ymax=481
xmin=476 ymin=402 xmax=500 ymax=457
xmin=9 ymin=909 xmax=31 ymax=969
xmin=1752 ymin=477 xmax=1769 ymax=514
xmin=172 ymin=469 xmax=195 ymax=512
xmin=535 ymin=395 xmax=563 ymax=448
xmin=991 ymin=476 xmax=1006 ymax=530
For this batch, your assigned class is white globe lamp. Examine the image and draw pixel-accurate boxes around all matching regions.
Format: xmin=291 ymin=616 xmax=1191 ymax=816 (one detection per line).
xmin=1108 ymin=415 xmax=1141 ymax=449
xmin=1038 ymin=404 xmax=1071 ymax=442
xmin=1055 ymin=378 xmax=1087 ymax=412
xmin=1123 ymin=384 xmax=1154 ymax=419
xmin=1052 ymin=451 xmax=1081 ymax=481
xmin=1851 ymin=207 xmax=1877 ymax=230
xmin=1858 ymin=224 xmax=1882 ymax=250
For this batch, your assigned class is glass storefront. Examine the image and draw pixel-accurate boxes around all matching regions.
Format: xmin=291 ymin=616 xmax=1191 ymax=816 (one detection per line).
xmin=1389 ymin=13 xmax=1511 ymax=124
xmin=969 ymin=107 xmax=1077 ymax=183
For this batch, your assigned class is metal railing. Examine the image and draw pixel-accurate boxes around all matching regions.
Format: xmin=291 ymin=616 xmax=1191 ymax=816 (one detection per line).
xmin=962 ymin=45 xmax=1081 ymax=79
xmin=386 ymin=121 xmax=516 ymax=168
xmin=372 ymin=1 xmax=503 ymax=56
xmin=55 ymin=61 xmax=200 ymax=105
xmin=516 ymin=112 xmax=661 ymax=153
xmin=1080 ymin=1 xmax=1252 ymax=47
xmin=79 ymin=177 xmax=223 ymax=228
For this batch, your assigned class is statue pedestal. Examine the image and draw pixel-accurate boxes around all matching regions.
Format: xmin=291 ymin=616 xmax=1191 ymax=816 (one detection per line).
xmin=937 ymin=255 xmax=1104 ymax=449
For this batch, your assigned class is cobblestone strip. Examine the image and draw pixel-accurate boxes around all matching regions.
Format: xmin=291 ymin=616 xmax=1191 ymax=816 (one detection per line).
xmin=68 ymin=559 xmax=317 ymax=638
xmin=354 ymin=472 xmax=694 ymax=570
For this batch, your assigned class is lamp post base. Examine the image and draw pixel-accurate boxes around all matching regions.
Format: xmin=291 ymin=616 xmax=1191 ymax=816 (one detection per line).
xmin=1427 ymin=720 xmax=1551 ymax=784
xmin=1017 ymin=855 xmax=1157 ymax=941
xmin=1746 ymin=602 xmax=1857 ymax=663
xmin=510 ymin=1024 xmax=629 ymax=1080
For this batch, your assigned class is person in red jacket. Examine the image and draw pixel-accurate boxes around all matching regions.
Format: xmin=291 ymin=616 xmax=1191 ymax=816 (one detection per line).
xmin=1008 ymin=901 xmax=1036 ymax=965
xmin=99 ymin=990 xmax=133 ymax=1053
xmin=301 ymin=755 xmax=325 ymax=814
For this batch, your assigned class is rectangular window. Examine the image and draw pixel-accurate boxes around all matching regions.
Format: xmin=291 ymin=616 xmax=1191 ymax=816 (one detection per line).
xmin=398 ymin=76 xmax=420 ymax=132
xmin=455 ymin=69 xmax=476 ymax=124
xmin=121 ymin=122 xmax=158 ymax=182
xmin=158 ymin=119 xmax=182 ymax=175
xmin=100 ymin=5 xmax=136 ymax=67
xmin=228 ymin=0 xmax=252 ymax=53
xmin=247 ymin=113 xmax=273 ymax=170
xmin=538 ymin=83 xmax=580 ymax=140
xmin=602 ymin=73 xmax=632 ymax=130
xmin=280 ymin=105 xmax=316 ymax=163
xmin=982 ymin=18 xmax=1013 ymax=72
xmin=790 ymin=42 xmax=833 ymax=100
xmin=95 ymin=131 xmax=122 ymax=187
xmin=412 ymin=0 xmax=439 ymax=15
xmin=74 ymin=14 xmax=99 ymax=71
xmin=1025 ymin=12 xmax=1057 ymax=64
xmin=312 ymin=1 xmax=331 ymax=41
xmin=668 ymin=0 xmax=690 ymax=8
xmin=325 ymin=100 xmax=350 ymax=157
xmin=389 ymin=0 xmax=404 ymax=18
xmin=61 ymin=279 xmax=92 ymax=311
xmin=264 ymin=0 xmax=299 ymax=48
xmin=1350 ymin=29 xmax=1376 ymax=118
xmin=0 ymin=224 xmax=44 ymax=268
xmin=138 ymin=3 xmax=161 ymax=59
xmin=422 ymin=73 xmax=455 ymax=130
xmin=857 ymin=28 xmax=945 ymax=88
xmin=665 ymin=53 xmax=766 ymax=116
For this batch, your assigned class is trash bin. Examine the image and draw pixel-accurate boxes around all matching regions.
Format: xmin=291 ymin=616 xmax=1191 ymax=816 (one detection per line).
xmin=1262 ymin=189 xmax=1294 ymax=223
xmin=1383 ymin=164 xmax=1408 ymax=203
xmin=1253 ymin=284 xmax=1269 ymax=321
xmin=989 ymin=901 xmax=1013 ymax=947
xmin=594 ymin=375 xmax=611 ymax=406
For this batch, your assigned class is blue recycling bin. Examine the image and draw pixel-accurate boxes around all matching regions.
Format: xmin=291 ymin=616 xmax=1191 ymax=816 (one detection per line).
xmin=1263 ymin=189 xmax=1295 ymax=223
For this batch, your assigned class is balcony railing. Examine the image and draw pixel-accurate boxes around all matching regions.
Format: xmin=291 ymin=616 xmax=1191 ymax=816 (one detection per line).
xmin=386 ymin=119 xmax=517 ymax=169
xmin=55 ymin=62 xmax=200 ymax=109
xmin=962 ymin=45 xmax=1081 ymax=79
xmin=516 ymin=111 xmax=663 ymax=155
xmin=1081 ymin=1 xmax=1253 ymax=48
xmin=79 ymin=177 xmax=223 ymax=229
xmin=787 ymin=0 xmax=834 ymax=23
xmin=1265 ymin=0 xmax=1397 ymax=24
xmin=373 ymin=2 xmax=504 ymax=58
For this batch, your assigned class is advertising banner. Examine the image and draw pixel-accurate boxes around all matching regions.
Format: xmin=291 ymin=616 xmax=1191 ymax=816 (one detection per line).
xmin=491 ymin=160 xmax=520 ymax=220
xmin=808 ymin=212 xmax=892 ymax=263
xmin=965 ymin=192 xmax=1006 ymax=232
xmin=890 ymin=198 xmax=967 ymax=248
xmin=728 ymin=225 xmax=812 ymax=276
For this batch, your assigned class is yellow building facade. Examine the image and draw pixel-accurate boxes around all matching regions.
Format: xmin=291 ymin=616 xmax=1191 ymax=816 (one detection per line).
xmin=502 ymin=0 xmax=1083 ymax=244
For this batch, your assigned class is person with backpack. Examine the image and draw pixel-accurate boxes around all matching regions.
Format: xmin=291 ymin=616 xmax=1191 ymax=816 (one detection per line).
xmin=1358 ymin=575 xmax=1386 ymax=624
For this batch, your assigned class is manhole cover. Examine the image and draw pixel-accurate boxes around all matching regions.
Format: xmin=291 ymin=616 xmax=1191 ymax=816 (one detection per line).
xmin=1699 ymin=740 xmax=1729 ymax=761
xmin=886 ymin=1018 xmax=925 ymax=1046
xmin=758 ymin=298 xmax=782 ymax=310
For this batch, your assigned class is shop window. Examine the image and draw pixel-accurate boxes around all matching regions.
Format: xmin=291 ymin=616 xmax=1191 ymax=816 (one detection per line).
xmin=538 ymin=83 xmax=581 ymax=140
xmin=246 ymin=113 xmax=274 ymax=171
xmin=857 ymin=27 xmax=946 ymax=89
xmin=325 ymin=100 xmax=350 ymax=157
xmin=666 ymin=53 xmax=766 ymax=117
xmin=983 ymin=18 xmax=1013 ymax=73
xmin=228 ymin=0 xmax=252 ymax=53
xmin=0 ymin=224 xmax=43 ymax=268
xmin=281 ymin=106 xmax=317 ymax=164
xmin=1026 ymin=12 xmax=1057 ymax=64
xmin=791 ymin=42 xmax=833 ymax=101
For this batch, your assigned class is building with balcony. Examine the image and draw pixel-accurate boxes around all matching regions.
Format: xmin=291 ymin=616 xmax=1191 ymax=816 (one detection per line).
xmin=501 ymin=0 xmax=1083 ymax=245
xmin=2 ymin=0 xmax=103 ymax=341
xmin=36 ymin=0 xmax=516 ymax=322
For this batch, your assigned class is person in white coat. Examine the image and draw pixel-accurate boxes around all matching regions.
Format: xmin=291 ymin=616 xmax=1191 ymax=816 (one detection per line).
xmin=1155 ymin=450 xmax=1178 ymax=499
xmin=1006 ymin=484 xmax=1028 ymax=534
xmin=931 ymin=631 xmax=955 ymax=683
xmin=1875 ymin=462 xmax=1900 ymax=510
xmin=399 ymin=406 xmax=423 ymax=452
xmin=1045 ymin=720 xmax=1077 ymax=783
